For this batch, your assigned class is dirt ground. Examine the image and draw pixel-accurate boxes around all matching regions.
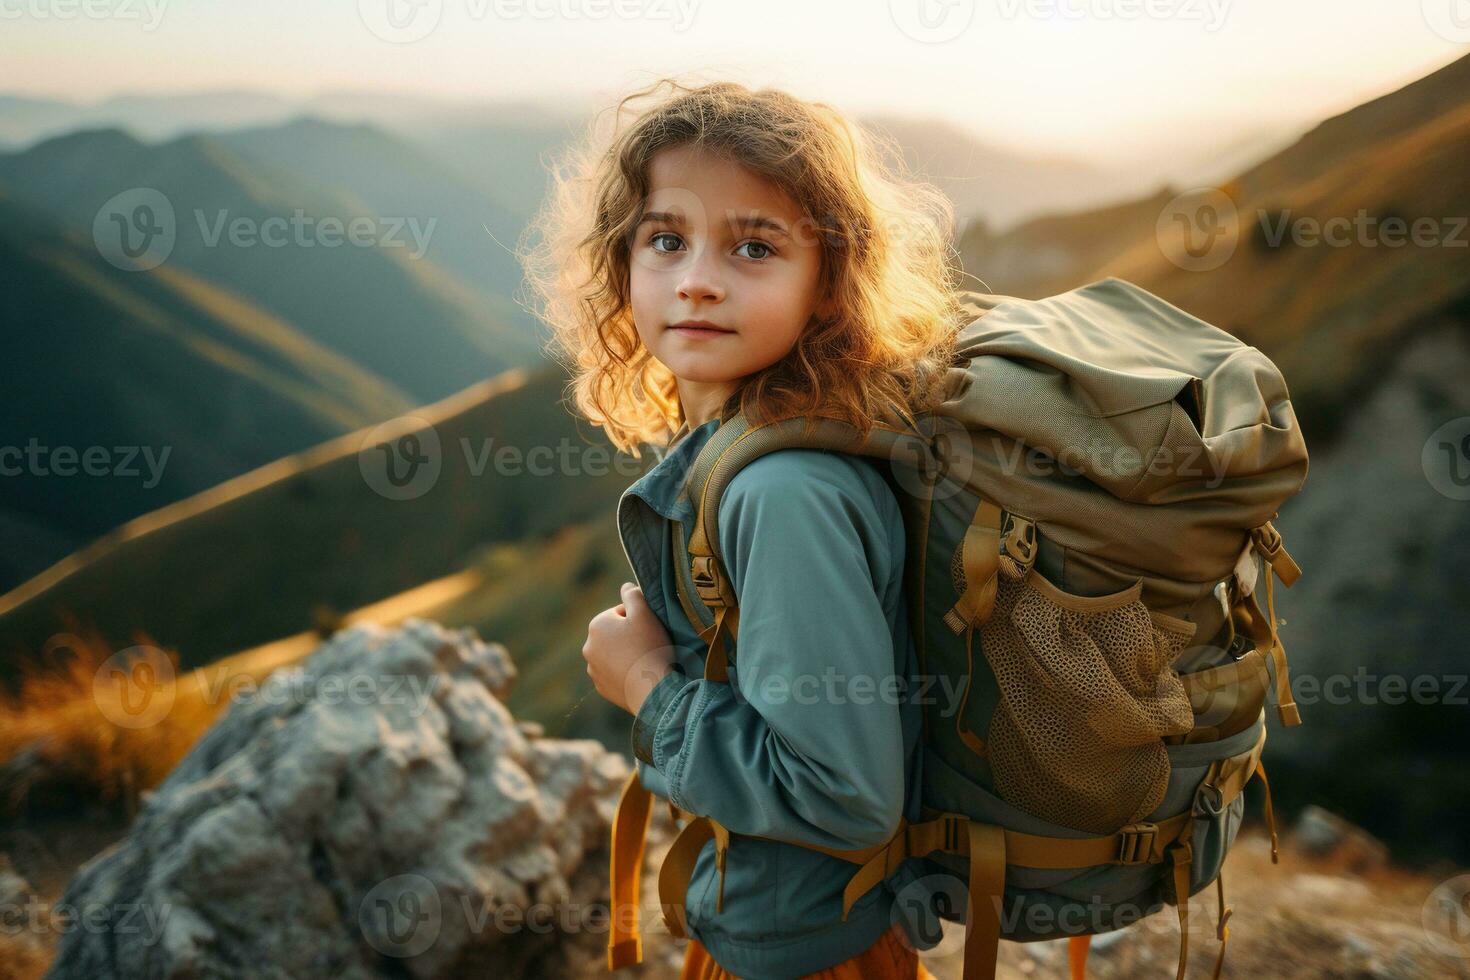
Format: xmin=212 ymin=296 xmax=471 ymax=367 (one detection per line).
xmin=3 ymin=812 xmax=1467 ymax=979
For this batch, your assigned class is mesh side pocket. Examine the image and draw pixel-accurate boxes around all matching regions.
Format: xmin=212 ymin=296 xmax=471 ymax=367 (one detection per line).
xmin=981 ymin=569 xmax=1196 ymax=834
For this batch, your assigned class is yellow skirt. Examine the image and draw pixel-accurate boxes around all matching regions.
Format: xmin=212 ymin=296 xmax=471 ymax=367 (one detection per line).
xmin=679 ymin=923 xmax=937 ymax=980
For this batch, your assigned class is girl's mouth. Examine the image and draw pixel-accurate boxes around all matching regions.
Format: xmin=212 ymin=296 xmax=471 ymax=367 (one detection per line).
xmin=669 ymin=325 xmax=734 ymax=339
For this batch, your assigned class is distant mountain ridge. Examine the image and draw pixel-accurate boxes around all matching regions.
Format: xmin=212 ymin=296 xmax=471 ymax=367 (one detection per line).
xmin=0 ymin=191 xmax=414 ymax=590
xmin=213 ymin=117 xmax=529 ymax=299
xmin=0 ymin=120 xmax=549 ymax=590
xmin=0 ymin=89 xmax=1312 ymax=233
xmin=0 ymin=126 xmax=543 ymax=405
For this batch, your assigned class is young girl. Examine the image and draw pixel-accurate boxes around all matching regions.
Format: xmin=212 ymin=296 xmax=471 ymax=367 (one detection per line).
xmin=522 ymin=78 xmax=962 ymax=979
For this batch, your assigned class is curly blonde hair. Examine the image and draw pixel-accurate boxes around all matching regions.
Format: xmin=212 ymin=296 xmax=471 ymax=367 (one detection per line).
xmin=518 ymin=77 xmax=964 ymax=458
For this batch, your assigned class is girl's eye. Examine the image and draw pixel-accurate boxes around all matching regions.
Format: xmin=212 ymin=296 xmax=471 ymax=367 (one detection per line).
xmin=647 ymin=233 xmax=772 ymax=261
xmin=736 ymin=240 xmax=773 ymax=261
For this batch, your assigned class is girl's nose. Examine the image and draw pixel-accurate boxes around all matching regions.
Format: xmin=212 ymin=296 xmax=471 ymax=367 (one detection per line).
xmin=676 ymin=248 xmax=725 ymax=303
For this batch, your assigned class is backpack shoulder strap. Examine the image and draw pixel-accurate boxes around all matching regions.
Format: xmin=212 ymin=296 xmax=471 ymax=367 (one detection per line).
xmin=674 ymin=412 xmax=920 ymax=680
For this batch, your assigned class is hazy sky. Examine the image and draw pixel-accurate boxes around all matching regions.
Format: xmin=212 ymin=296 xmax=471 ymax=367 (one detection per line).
xmin=3 ymin=0 xmax=1464 ymax=162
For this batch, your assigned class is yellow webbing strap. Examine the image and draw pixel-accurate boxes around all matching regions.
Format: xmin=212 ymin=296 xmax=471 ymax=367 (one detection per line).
xmin=1167 ymin=835 xmax=1195 ymax=980
xmin=670 ymin=518 xmax=711 ymax=634
xmin=1202 ymin=721 xmax=1269 ymax=811
xmin=607 ymin=770 xmax=655 ymax=970
xmin=1260 ymin=573 xmax=1300 ymax=726
xmin=838 ymin=809 xmax=1195 ymax=920
xmin=1003 ymin=810 xmax=1194 ymax=867
xmin=1212 ymin=870 xmax=1232 ymax=980
xmin=943 ymin=498 xmax=1007 ymax=760
xmin=658 ymin=811 xmax=714 ymax=934
xmin=967 ymin=822 xmax=1007 ymax=980
xmin=956 ymin=625 xmax=989 ymax=757
xmin=1251 ymin=521 xmax=1301 ymax=586
xmin=942 ymin=501 xmax=1003 ymax=635
xmin=1069 ymin=934 xmax=1092 ymax=980
xmin=1255 ymin=759 xmax=1280 ymax=863
xmin=831 ymin=810 xmax=1197 ymax=980
xmin=1250 ymin=522 xmax=1303 ymax=727
xmin=655 ymin=812 xmax=895 ymax=945
xmin=696 ymin=605 xmax=738 ymax=683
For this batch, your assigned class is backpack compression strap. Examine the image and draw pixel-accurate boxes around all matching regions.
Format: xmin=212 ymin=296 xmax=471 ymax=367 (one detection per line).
xmin=942 ymin=499 xmax=1040 ymax=758
xmin=1247 ymin=521 xmax=1304 ymax=727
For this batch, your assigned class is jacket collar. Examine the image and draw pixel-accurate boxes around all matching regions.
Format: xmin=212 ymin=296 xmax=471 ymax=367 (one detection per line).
xmin=623 ymin=416 xmax=723 ymax=523
xmin=615 ymin=416 xmax=725 ymax=627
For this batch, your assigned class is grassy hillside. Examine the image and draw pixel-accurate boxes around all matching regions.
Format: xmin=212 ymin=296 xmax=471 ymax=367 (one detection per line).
xmin=0 ymin=192 xmax=413 ymax=590
xmin=0 ymin=128 xmax=543 ymax=403
xmin=213 ymin=118 xmax=531 ymax=311
xmin=0 ymin=362 xmax=641 ymax=693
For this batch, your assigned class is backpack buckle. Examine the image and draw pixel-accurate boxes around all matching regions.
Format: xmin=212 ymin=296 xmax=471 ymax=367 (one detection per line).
xmin=1115 ymin=822 xmax=1161 ymax=864
xmin=937 ymin=814 xmax=968 ymax=854
xmin=1250 ymin=522 xmax=1283 ymax=561
xmin=1225 ymin=631 xmax=1252 ymax=660
xmin=999 ymin=514 xmax=1037 ymax=579
xmin=690 ymin=555 xmax=730 ymax=607
xmin=900 ymin=813 xmax=971 ymax=863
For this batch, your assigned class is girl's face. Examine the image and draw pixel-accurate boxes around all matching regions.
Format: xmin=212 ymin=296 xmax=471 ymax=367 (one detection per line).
xmin=629 ymin=144 xmax=832 ymax=424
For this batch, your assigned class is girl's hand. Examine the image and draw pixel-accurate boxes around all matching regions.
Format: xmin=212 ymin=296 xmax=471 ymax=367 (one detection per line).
xmin=583 ymin=582 xmax=676 ymax=715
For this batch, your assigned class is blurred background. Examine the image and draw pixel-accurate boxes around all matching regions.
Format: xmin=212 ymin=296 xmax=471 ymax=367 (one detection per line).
xmin=1 ymin=2 xmax=1468 ymax=977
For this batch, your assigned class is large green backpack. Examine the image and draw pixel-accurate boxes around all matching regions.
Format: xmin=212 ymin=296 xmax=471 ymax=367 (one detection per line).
xmin=607 ymin=276 xmax=1309 ymax=980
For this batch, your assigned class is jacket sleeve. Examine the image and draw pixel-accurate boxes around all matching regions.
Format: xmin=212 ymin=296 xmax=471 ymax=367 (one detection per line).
xmin=630 ymin=450 xmax=906 ymax=850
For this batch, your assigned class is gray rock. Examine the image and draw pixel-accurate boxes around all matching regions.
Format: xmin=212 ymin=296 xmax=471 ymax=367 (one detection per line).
xmin=45 ymin=618 xmax=630 ymax=980
xmin=0 ymin=852 xmax=31 ymax=896
xmin=1291 ymin=805 xmax=1389 ymax=872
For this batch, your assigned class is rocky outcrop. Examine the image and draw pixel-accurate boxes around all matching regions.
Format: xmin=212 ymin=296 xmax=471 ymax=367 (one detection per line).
xmin=30 ymin=614 xmax=1465 ymax=980
xmin=43 ymin=618 xmax=652 ymax=979
xmin=1292 ymin=804 xmax=1390 ymax=874
xmin=1 ymin=854 xmax=50 ymax=979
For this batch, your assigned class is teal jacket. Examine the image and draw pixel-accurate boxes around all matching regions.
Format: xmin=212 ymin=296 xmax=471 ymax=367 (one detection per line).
xmin=618 ymin=416 xmax=925 ymax=978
